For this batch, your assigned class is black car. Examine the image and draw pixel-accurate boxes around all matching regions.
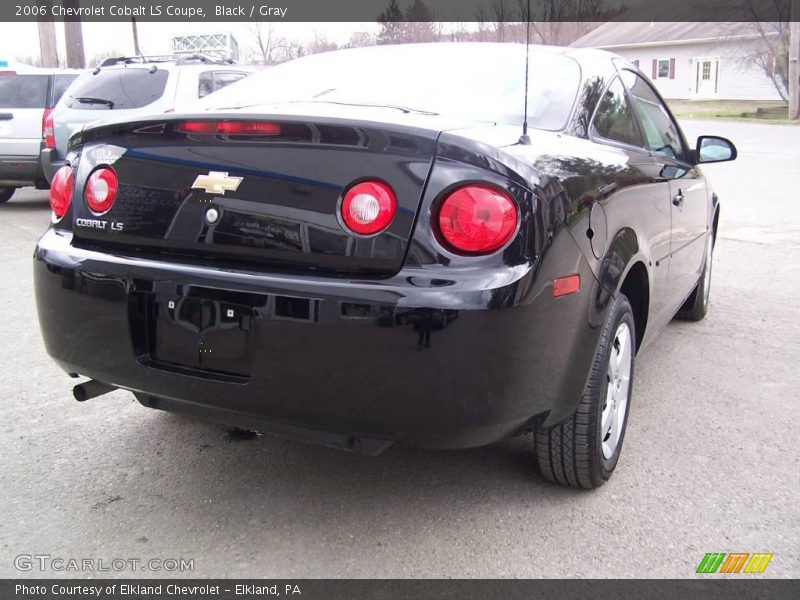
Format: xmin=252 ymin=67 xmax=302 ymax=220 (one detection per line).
xmin=34 ymin=44 xmax=736 ymax=488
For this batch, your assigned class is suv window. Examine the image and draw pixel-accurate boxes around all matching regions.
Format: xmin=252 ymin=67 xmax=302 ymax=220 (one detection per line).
xmin=64 ymin=69 xmax=169 ymax=110
xmin=198 ymin=71 xmax=248 ymax=98
xmin=51 ymin=74 xmax=78 ymax=107
xmin=0 ymin=74 xmax=49 ymax=109
xmin=591 ymin=77 xmax=642 ymax=147
xmin=621 ymin=70 xmax=686 ymax=161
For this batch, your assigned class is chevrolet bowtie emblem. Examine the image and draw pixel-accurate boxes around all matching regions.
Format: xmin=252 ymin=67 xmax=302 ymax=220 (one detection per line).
xmin=191 ymin=171 xmax=243 ymax=195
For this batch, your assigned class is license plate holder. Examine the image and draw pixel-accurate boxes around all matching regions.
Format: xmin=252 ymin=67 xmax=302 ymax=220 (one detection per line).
xmin=153 ymin=295 xmax=253 ymax=377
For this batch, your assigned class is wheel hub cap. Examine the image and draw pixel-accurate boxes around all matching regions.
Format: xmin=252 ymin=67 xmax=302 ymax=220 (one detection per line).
xmin=601 ymin=322 xmax=632 ymax=459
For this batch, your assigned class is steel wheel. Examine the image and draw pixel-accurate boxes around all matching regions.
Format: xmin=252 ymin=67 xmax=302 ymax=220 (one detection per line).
xmin=601 ymin=322 xmax=632 ymax=459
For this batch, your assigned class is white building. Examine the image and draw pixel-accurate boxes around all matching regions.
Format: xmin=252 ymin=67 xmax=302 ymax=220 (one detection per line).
xmin=572 ymin=22 xmax=784 ymax=101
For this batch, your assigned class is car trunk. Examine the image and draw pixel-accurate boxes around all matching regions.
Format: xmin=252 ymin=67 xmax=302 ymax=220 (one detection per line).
xmin=70 ymin=112 xmax=443 ymax=276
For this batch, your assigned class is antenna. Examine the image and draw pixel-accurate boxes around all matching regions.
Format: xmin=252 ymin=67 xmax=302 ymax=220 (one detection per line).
xmin=519 ymin=0 xmax=532 ymax=145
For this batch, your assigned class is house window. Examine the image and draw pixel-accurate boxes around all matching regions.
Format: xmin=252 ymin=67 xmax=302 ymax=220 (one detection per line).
xmin=652 ymin=58 xmax=676 ymax=80
xmin=701 ymin=61 xmax=712 ymax=80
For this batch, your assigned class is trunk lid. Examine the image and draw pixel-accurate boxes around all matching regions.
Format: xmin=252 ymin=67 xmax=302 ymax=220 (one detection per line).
xmin=70 ymin=110 xmax=457 ymax=275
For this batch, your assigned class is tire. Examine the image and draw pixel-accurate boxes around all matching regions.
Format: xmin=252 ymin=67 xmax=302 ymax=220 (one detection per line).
xmin=677 ymin=230 xmax=714 ymax=322
xmin=535 ymin=294 xmax=635 ymax=489
xmin=0 ymin=187 xmax=16 ymax=204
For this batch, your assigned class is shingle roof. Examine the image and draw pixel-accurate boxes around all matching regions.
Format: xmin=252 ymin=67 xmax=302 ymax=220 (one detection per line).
xmin=571 ymin=21 xmax=763 ymax=49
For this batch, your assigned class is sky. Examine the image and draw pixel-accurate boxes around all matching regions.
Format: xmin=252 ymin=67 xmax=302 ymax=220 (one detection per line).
xmin=0 ymin=21 xmax=380 ymax=66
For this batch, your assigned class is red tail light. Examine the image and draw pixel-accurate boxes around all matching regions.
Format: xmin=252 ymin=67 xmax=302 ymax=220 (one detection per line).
xmin=49 ymin=165 xmax=73 ymax=218
xmin=340 ymin=180 xmax=397 ymax=236
xmin=85 ymin=167 xmax=118 ymax=215
xmin=436 ymin=184 xmax=518 ymax=254
xmin=178 ymin=120 xmax=281 ymax=135
xmin=43 ymin=109 xmax=55 ymax=149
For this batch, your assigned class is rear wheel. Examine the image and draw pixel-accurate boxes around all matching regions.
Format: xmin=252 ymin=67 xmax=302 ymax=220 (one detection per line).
xmin=677 ymin=230 xmax=714 ymax=321
xmin=0 ymin=187 xmax=16 ymax=203
xmin=535 ymin=294 xmax=635 ymax=489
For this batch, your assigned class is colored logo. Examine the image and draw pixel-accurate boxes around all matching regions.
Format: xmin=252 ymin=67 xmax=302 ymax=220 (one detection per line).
xmin=696 ymin=552 xmax=773 ymax=574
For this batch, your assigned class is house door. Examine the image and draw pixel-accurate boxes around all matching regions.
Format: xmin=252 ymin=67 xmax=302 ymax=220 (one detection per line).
xmin=694 ymin=58 xmax=719 ymax=98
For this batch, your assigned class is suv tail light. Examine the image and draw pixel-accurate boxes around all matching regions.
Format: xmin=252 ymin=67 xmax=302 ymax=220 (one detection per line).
xmin=85 ymin=167 xmax=118 ymax=214
xmin=43 ymin=109 xmax=55 ymax=149
xmin=435 ymin=184 xmax=518 ymax=254
xmin=49 ymin=165 xmax=73 ymax=218
xmin=340 ymin=180 xmax=397 ymax=236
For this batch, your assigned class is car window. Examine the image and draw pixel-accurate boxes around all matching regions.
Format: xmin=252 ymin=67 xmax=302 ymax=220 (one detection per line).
xmin=198 ymin=71 xmax=249 ymax=99
xmin=51 ymin=74 xmax=78 ymax=107
xmin=0 ymin=74 xmax=49 ymax=109
xmin=591 ymin=77 xmax=642 ymax=147
xmin=197 ymin=46 xmax=582 ymax=132
xmin=63 ymin=68 xmax=169 ymax=110
xmin=621 ymin=70 xmax=685 ymax=161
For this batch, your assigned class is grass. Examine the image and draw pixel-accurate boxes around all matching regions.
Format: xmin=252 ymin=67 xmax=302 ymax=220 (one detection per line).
xmin=667 ymin=100 xmax=797 ymax=124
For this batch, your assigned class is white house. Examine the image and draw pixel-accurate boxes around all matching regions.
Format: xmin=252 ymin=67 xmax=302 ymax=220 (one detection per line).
xmin=572 ymin=22 xmax=784 ymax=101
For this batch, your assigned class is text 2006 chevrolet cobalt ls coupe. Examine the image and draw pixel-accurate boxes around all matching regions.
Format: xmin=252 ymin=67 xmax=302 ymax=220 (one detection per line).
xmin=34 ymin=44 xmax=736 ymax=488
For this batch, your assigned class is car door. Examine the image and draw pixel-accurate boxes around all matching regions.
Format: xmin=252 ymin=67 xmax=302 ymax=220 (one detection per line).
xmin=0 ymin=74 xmax=49 ymax=158
xmin=589 ymin=75 xmax=675 ymax=333
xmin=621 ymin=70 xmax=708 ymax=313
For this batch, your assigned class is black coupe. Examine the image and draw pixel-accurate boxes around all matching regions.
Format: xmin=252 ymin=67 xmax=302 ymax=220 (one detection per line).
xmin=34 ymin=44 xmax=736 ymax=488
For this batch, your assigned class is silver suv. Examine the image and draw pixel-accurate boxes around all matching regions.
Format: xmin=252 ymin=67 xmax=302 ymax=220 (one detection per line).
xmin=0 ymin=68 xmax=80 ymax=203
xmin=41 ymin=55 xmax=253 ymax=183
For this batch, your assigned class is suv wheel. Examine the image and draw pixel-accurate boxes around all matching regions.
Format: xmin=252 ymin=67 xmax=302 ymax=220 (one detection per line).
xmin=535 ymin=294 xmax=635 ymax=489
xmin=0 ymin=187 xmax=16 ymax=203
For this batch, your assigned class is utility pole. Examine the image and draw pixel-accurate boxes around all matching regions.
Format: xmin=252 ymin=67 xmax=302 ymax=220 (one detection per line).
xmin=62 ymin=0 xmax=86 ymax=68
xmin=36 ymin=1 xmax=58 ymax=67
xmin=131 ymin=17 xmax=142 ymax=57
xmin=790 ymin=0 xmax=799 ymax=120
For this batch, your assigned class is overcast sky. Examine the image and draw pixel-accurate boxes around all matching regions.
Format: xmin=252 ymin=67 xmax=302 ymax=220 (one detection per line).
xmin=0 ymin=21 xmax=379 ymax=65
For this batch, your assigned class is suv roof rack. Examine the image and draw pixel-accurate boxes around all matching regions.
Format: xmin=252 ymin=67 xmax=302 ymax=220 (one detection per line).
xmin=97 ymin=54 xmax=237 ymax=68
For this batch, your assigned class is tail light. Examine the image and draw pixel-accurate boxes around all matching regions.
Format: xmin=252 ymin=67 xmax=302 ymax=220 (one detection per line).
xmin=49 ymin=165 xmax=73 ymax=218
xmin=178 ymin=120 xmax=281 ymax=135
xmin=435 ymin=184 xmax=518 ymax=254
xmin=340 ymin=180 xmax=397 ymax=236
xmin=43 ymin=109 xmax=55 ymax=149
xmin=85 ymin=167 xmax=118 ymax=214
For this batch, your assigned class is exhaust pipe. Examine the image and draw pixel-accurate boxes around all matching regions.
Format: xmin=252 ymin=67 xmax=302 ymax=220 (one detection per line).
xmin=73 ymin=380 xmax=117 ymax=402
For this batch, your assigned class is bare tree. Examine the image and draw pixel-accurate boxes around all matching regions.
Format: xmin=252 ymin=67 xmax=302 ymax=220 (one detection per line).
xmin=790 ymin=0 xmax=799 ymax=119
xmin=249 ymin=23 xmax=287 ymax=65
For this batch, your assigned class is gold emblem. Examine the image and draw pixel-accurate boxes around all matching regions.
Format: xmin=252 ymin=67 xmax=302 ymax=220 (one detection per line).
xmin=191 ymin=171 xmax=243 ymax=195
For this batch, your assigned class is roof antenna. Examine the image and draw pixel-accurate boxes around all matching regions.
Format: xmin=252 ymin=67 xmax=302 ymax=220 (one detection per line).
xmin=519 ymin=0 xmax=532 ymax=145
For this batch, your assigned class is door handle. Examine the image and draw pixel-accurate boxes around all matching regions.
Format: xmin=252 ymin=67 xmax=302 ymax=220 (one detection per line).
xmin=672 ymin=190 xmax=685 ymax=207
xmin=0 ymin=113 xmax=13 ymax=121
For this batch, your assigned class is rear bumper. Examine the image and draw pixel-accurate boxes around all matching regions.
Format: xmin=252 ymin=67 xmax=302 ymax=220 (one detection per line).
xmin=34 ymin=228 xmax=602 ymax=449
xmin=0 ymin=151 xmax=46 ymax=188
xmin=39 ymin=147 xmax=63 ymax=184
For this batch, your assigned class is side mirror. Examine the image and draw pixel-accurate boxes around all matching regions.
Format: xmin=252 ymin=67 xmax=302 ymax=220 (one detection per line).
xmin=696 ymin=136 xmax=737 ymax=164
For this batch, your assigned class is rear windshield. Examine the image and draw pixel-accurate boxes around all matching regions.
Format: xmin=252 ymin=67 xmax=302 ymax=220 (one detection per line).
xmin=51 ymin=74 xmax=78 ymax=106
xmin=198 ymin=45 xmax=582 ymax=131
xmin=0 ymin=74 xmax=49 ymax=109
xmin=63 ymin=68 xmax=169 ymax=110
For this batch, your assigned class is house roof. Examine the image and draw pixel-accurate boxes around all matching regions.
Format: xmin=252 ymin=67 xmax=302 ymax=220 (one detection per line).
xmin=571 ymin=22 xmax=765 ymax=49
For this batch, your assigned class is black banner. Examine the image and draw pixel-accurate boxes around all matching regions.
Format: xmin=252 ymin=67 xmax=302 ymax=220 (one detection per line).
xmin=1 ymin=0 xmax=797 ymax=23
xmin=2 ymin=579 xmax=800 ymax=600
